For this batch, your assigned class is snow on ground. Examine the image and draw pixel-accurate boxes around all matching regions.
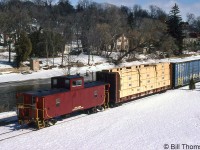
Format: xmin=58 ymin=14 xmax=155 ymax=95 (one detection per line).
xmin=0 ymin=53 xmax=115 ymax=83
xmin=0 ymin=111 xmax=17 ymax=123
xmin=0 ymin=111 xmax=16 ymax=120
xmin=1 ymin=52 xmax=200 ymax=149
xmin=0 ymin=52 xmax=16 ymax=69
xmin=1 ymin=52 xmax=200 ymax=83
xmin=0 ymin=84 xmax=200 ymax=150
xmin=0 ymin=62 xmax=115 ymax=83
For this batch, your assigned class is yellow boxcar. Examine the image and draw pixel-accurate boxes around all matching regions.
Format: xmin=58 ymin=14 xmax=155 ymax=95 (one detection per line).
xmin=96 ymin=62 xmax=171 ymax=105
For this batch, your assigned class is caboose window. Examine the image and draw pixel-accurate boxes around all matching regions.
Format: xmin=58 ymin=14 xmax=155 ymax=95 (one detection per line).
xmin=77 ymin=80 xmax=82 ymax=85
xmin=65 ymin=79 xmax=70 ymax=88
xmin=53 ymin=79 xmax=57 ymax=85
xmin=72 ymin=81 xmax=76 ymax=86
xmin=32 ymin=97 xmax=36 ymax=104
xmin=72 ymin=80 xmax=82 ymax=87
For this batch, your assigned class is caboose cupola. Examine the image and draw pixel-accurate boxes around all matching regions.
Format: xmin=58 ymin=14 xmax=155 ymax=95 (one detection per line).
xmin=51 ymin=75 xmax=84 ymax=90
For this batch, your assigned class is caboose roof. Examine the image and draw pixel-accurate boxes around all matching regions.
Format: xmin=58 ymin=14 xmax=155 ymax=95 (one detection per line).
xmin=24 ymin=81 xmax=106 ymax=97
xmin=24 ymin=88 xmax=68 ymax=97
xmin=51 ymin=75 xmax=82 ymax=79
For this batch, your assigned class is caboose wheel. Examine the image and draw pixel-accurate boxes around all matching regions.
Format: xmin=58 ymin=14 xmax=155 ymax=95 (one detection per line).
xmin=110 ymin=104 xmax=114 ymax=108
xmin=45 ymin=121 xmax=50 ymax=127
xmin=51 ymin=119 xmax=57 ymax=125
xmin=87 ymin=109 xmax=91 ymax=115
xmin=92 ymin=107 xmax=97 ymax=113
xmin=97 ymin=106 xmax=104 ymax=112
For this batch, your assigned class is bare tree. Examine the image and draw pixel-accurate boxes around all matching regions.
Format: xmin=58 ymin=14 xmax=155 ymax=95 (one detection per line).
xmin=0 ymin=0 xmax=32 ymax=62
xmin=115 ymin=18 xmax=174 ymax=64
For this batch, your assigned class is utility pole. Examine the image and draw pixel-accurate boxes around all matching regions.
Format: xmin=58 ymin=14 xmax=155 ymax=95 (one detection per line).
xmin=7 ymin=36 xmax=12 ymax=63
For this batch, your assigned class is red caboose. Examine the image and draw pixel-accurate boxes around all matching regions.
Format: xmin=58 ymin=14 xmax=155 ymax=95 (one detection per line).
xmin=17 ymin=75 xmax=109 ymax=129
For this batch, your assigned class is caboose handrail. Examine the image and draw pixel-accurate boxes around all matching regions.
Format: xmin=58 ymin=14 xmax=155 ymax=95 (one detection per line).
xmin=104 ymin=84 xmax=110 ymax=108
xmin=23 ymin=104 xmax=35 ymax=107
xmin=42 ymin=97 xmax=45 ymax=119
xmin=44 ymin=108 xmax=53 ymax=119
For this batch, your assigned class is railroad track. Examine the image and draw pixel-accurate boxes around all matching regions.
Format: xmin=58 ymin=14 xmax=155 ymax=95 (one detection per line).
xmin=0 ymin=129 xmax=35 ymax=142
xmin=0 ymin=123 xmax=32 ymax=136
xmin=0 ymin=114 xmax=88 ymax=142
xmin=0 ymin=93 xmax=164 ymax=142
xmin=0 ymin=123 xmax=36 ymax=142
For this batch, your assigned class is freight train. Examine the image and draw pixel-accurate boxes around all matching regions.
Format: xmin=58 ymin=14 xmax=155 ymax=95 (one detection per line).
xmin=16 ymin=58 xmax=200 ymax=129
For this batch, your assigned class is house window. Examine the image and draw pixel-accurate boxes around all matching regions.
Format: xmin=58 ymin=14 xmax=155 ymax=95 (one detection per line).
xmin=56 ymin=98 xmax=60 ymax=107
xmin=117 ymin=45 xmax=121 ymax=50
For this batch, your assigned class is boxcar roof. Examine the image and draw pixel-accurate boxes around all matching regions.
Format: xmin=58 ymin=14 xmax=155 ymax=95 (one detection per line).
xmin=169 ymin=57 xmax=200 ymax=63
xmin=84 ymin=81 xmax=106 ymax=88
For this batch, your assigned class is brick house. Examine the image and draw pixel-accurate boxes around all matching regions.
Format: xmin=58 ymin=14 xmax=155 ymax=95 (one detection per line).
xmin=183 ymin=33 xmax=200 ymax=45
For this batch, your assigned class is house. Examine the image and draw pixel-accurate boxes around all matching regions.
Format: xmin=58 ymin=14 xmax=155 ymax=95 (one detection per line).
xmin=0 ymin=33 xmax=15 ymax=51
xmin=180 ymin=22 xmax=200 ymax=46
xmin=180 ymin=22 xmax=189 ymax=37
xmin=114 ymin=34 xmax=129 ymax=52
xmin=63 ymin=40 xmax=82 ymax=55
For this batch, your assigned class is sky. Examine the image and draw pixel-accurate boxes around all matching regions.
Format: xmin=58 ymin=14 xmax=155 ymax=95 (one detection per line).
xmin=64 ymin=0 xmax=200 ymax=21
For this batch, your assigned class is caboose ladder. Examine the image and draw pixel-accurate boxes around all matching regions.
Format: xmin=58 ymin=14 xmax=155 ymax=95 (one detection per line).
xmin=36 ymin=120 xmax=45 ymax=129
xmin=104 ymin=84 xmax=110 ymax=108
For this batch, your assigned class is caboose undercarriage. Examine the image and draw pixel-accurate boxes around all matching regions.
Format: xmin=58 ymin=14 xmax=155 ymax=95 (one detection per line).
xmin=17 ymin=97 xmax=109 ymax=129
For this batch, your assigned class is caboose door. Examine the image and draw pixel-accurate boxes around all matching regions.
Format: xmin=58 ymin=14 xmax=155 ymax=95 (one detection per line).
xmin=71 ymin=91 xmax=81 ymax=111
xmin=31 ymin=96 xmax=37 ymax=119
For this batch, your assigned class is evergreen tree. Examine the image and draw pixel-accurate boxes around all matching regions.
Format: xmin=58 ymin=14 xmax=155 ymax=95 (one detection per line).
xmin=57 ymin=0 xmax=75 ymax=16
xmin=128 ymin=12 xmax=134 ymax=29
xmin=15 ymin=31 xmax=32 ymax=67
xmin=167 ymin=3 xmax=183 ymax=55
xmin=189 ymin=78 xmax=196 ymax=90
xmin=29 ymin=30 xmax=43 ymax=57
